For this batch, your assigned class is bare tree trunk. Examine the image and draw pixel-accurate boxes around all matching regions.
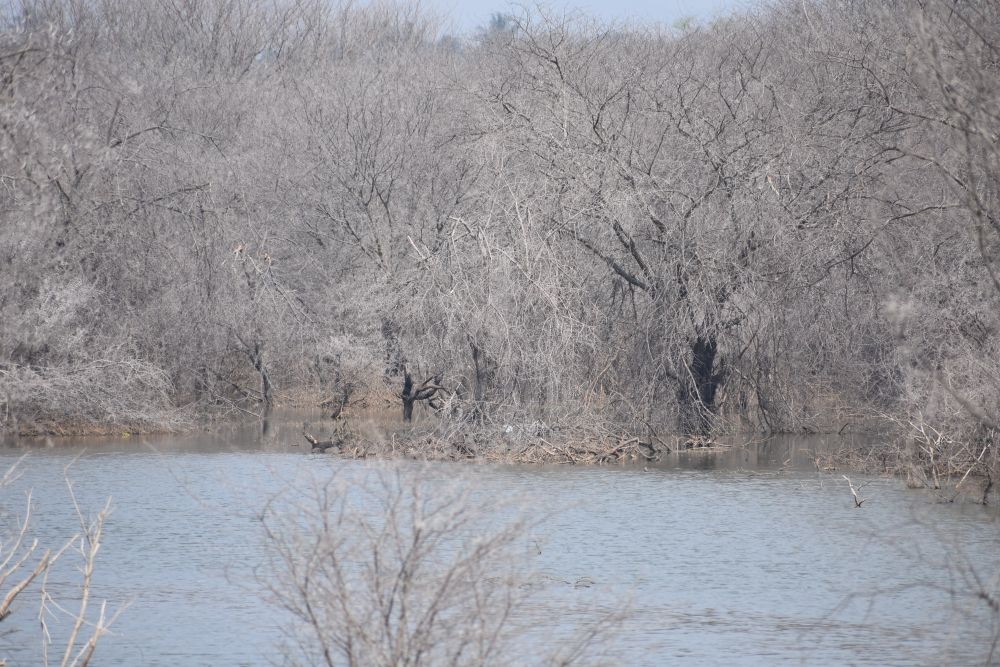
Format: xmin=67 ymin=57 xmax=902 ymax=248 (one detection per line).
xmin=402 ymin=370 xmax=416 ymax=422
xmin=678 ymin=335 xmax=723 ymax=435
xmin=401 ymin=368 xmax=445 ymax=422
xmin=252 ymin=341 xmax=273 ymax=412
xmin=470 ymin=341 xmax=485 ymax=404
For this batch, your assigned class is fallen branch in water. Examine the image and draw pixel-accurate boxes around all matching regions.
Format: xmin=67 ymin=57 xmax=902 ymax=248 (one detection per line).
xmin=302 ymin=430 xmax=340 ymax=452
xmin=842 ymin=475 xmax=870 ymax=508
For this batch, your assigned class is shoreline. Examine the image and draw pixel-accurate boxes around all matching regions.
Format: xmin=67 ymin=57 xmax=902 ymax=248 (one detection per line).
xmin=4 ymin=413 xmax=993 ymax=505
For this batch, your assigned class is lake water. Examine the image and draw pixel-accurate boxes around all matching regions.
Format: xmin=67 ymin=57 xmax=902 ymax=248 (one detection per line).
xmin=1 ymin=422 xmax=998 ymax=665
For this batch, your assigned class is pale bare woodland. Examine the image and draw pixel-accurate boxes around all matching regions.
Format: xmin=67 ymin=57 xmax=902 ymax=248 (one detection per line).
xmin=0 ymin=0 xmax=999 ymax=488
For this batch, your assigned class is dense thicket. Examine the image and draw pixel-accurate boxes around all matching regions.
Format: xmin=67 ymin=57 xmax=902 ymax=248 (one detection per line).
xmin=2 ymin=0 xmax=998 ymax=469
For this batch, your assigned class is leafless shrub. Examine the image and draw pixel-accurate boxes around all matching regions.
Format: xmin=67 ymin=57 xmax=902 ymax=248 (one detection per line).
xmin=869 ymin=412 xmax=998 ymax=504
xmin=0 ymin=458 xmax=119 ymax=666
xmin=834 ymin=510 xmax=1000 ymax=664
xmin=260 ymin=465 xmax=625 ymax=666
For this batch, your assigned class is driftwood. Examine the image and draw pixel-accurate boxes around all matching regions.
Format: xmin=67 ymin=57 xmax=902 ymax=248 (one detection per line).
xmin=682 ymin=435 xmax=715 ymax=449
xmin=298 ymin=418 xmax=719 ymax=465
xmin=303 ymin=430 xmax=341 ymax=453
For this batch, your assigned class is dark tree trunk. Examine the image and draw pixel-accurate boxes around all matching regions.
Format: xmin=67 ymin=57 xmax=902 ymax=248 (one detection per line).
xmin=470 ymin=341 xmax=485 ymax=404
xmin=678 ymin=335 xmax=724 ymax=434
xmin=247 ymin=339 xmax=272 ymax=435
xmin=401 ymin=367 xmax=445 ymax=422
xmin=402 ymin=369 xmax=416 ymax=422
xmin=252 ymin=346 xmax=272 ymax=411
xmin=691 ymin=336 xmax=720 ymax=407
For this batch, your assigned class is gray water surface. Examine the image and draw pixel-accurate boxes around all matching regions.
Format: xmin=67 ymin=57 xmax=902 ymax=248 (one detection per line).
xmin=1 ymin=427 xmax=997 ymax=665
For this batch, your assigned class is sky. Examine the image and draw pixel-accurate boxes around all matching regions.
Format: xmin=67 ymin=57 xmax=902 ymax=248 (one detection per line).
xmin=429 ymin=0 xmax=755 ymax=34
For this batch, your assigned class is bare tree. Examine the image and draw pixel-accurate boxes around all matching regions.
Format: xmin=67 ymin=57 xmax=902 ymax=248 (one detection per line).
xmin=260 ymin=465 xmax=623 ymax=666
